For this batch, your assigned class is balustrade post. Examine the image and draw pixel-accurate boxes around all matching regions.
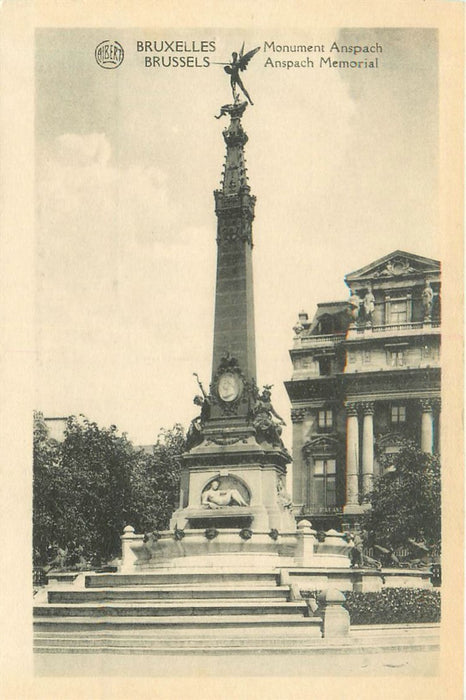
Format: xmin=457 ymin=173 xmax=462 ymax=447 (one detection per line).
xmin=318 ymin=588 xmax=350 ymax=638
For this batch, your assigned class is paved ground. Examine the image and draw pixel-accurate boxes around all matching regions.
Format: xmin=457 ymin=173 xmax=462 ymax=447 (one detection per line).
xmin=35 ymin=648 xmax=439 ymax=677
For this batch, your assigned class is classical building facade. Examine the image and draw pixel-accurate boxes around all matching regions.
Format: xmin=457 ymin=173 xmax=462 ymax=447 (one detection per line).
xmin=285 ymin=250 xmax=441 ymax=530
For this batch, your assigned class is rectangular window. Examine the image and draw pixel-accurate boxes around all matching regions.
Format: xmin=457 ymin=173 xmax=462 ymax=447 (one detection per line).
xmin=391 ymin=405 xmax=406 ymax=424
xmin=363 ymin=349 xmax=371 ymax=364
xmin=422 ymin=345 xmax=432 ymax=358
xmin=318 ymin=409 xmax=333 ymax=429
xmin=318 ymin=358 xmax=331 ymax=376
xmin=390 ymin=350 xmax=404 ymax=367
xmin=314 ymin=459 xmax=337 ymax=508
xmin=390 ymin=300 xmax=408 ymax=324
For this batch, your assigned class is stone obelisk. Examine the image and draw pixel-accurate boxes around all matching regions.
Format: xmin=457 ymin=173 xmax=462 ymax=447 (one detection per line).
xmin=204 ymin=100 xmax=258 ymax=438
xmin=169 ymin=94 xmax=294 ymax=542
xmin=211 ymin=99 xmax=256 ymax=399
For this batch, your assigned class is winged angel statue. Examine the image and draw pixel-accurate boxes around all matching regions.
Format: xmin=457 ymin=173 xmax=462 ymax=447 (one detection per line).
xmin=213 ymin=43 xmax=261 ymax=105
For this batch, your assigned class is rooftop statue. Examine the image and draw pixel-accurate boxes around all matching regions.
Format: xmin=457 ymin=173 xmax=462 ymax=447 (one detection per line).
xmin=213 ymin=43 xmax=260 ymax=106
xmin=363 ymin=286 xmax=375 ymax=325
xmin=347 ymin=289 xmax=361 ymax=322
xmin=422 ymin=281 xmax=434 ymax=320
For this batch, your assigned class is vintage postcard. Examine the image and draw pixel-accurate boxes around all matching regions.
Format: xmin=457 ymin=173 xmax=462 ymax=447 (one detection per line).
xmin=0 ymin=0 xmax=463 ymax=697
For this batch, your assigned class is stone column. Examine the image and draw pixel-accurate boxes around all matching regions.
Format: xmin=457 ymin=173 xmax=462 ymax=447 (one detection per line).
xmin=420 ymin=399 xmax=434 ymax=454
xmin=344 ymin=402 xmax=360 ymax=510
xmin=431 ymin=398 xmax=441 ymax=454
xmin=291 ymin=408 xmax=307 ymax=511
xmin=361 ymin=401 xmax=375 ymax=495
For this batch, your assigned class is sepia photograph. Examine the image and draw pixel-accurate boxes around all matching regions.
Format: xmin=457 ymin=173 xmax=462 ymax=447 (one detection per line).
xmin=0 ymin=1 xmax=463 ymax=695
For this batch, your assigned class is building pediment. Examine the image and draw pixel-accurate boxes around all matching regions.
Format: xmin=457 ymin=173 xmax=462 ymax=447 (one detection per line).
xmin=303 ymin=435 xmax=340 ymax=457
xmin=345 ymin=250 xmax=440 ymax=285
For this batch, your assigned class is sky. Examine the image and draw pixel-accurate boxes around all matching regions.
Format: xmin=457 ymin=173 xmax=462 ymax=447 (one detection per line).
xmin=35 ymin=27 xmax=439 ymax=448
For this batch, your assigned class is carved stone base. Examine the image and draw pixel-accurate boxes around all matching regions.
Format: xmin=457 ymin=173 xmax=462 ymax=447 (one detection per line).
xmin=180 ymin=431 xmax=293 ymax=527
xmin=171 ymin=506 xmax=255 ymax=531
xmin=136 ymin=529 xmax=299 ymax=570
xmin=171 ymin=501 xmax=294 ymax=534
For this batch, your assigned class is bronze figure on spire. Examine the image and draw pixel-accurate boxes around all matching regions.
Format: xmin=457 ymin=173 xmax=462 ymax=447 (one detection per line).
xmin=213 ymin=43 xmax=260 ymax=106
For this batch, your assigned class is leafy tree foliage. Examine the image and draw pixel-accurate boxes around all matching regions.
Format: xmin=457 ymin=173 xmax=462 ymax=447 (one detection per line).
xmin=33 ymin=412 xmax=184 ymax=568
xmin=127 ymin=425 xmax=184 ymax=535
xmin=364 ymin=441 xmax=441 ymax=552
xmin=33 ymin=412 xmax=62 ymax=565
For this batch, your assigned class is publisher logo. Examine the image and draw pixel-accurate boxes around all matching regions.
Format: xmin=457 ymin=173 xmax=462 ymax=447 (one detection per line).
xmin=95 ymin=40 xmax=124 ymax=69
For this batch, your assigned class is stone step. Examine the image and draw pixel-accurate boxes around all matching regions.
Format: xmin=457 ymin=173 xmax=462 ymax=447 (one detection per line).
xmin=33 ymin=625 xmax=440 ymax=655
xmin=84 ymin=571 xmax=279 ymax=588
xmin=33 ymin=636 xmax=439 ymax=655
xmin=48 ymin=586 xmax=289 ymax=604
xmin=34 ymin=600 xmax=308 ymax=618
xmin=34 ymin=624 xmax=321 ymax=639
xmin=34 ymin=613 xmax=319 ymax=631
xmin=33 ymin=630 xmax=323 ymax=653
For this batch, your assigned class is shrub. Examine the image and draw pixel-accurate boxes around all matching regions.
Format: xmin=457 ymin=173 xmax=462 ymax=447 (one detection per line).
xmin=301 ymin=587 xmax=440 ymax=625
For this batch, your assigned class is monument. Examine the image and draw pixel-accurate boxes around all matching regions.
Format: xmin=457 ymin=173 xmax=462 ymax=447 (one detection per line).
xmin=116 ymin=45 xmax=357 ymax=571
xmin=131 ymin=45 xmax=304 ymax=568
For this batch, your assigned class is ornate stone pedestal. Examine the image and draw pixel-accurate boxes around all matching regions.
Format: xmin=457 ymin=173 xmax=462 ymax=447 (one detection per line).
xmin=135 ymin=435 xmax=296 ymax=568
xmin=175 ymin=436 xmax=294 ymax=530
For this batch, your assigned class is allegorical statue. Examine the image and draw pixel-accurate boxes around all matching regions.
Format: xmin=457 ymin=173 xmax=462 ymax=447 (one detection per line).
xmin=347 ymin=289 xmax=361 ymax=322
xmin=213 ymin=43 xmax=261 ymax=106
xmin=201 ymin=479 xmax=248 ymax=509
xmin=363 ymin=285 xmax=375 ymax=324
xmin=277 ymin=477 xmax=293 ymax=512
xmin=372 ymin=543 xmax=401 ymax=568
xmin=348 ymin=530 xmax=382 ymax=570
xmin=186 ymin=373 xmax=211 ymax=450
xmin=252 ymin=385 xmax=287 ymax=448
xmin=422 ymin=281 xmax=434 ymax=320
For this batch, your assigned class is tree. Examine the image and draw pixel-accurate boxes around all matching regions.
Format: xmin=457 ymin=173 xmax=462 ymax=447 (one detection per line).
xmin=127 ymin=424 xmax=184 ymax=534
xmin=364 ymin=441 xmax=441 ymax=553
xmin=33 ymin=412 xmax=62 ymax=564
xmin=33 ymin=413 xmax=185 ymax=568
xmin=57 ymin=415 xmax=140 ymax=566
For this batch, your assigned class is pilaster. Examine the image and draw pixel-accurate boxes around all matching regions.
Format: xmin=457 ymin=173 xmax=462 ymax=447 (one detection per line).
xmin=290 ymin=408 xmax=307 ymax=509
xmin=431 ymin=398 xmax=441 ymax=454
xmin=420 ymin=398 xmax=434 ymax=454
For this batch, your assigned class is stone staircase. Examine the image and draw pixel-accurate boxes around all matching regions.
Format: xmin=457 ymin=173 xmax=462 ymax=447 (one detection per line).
xmin=34 ymin=569 xmax=322 ymax=653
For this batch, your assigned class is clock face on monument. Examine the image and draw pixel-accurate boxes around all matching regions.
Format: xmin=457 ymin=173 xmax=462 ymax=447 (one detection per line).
xmin=217 ymin=372 xmax=242 ymax=403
